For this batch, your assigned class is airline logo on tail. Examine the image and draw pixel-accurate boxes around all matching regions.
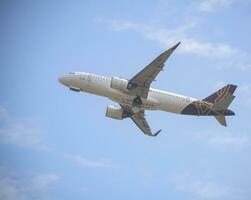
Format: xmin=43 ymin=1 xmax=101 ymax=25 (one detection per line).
xmin=203 ymin=84 xmax=237 ymax=105
xmin=182 ymin=84 xmax=237 ymax=126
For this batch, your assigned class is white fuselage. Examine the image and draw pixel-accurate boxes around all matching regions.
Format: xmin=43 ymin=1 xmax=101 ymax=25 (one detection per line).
xmin=58 ymin=72 xmax=198 ymax=114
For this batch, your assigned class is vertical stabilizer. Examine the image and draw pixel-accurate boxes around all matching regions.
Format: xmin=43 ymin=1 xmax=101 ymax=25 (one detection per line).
xmin=213 ymin=95 xmax=235 ymax=110
xmin=203 ymin=84 xmax=237 ymax=127
xmin=203 ymin=84 xmax=237 ymax=104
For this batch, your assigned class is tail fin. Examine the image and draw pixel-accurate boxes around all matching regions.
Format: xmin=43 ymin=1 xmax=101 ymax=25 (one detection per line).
xmin=203 ymin=84 xmax=237 ymax=104
xmin=213 ymin=95 xmax=235 ymax=110
xmin=203 ymin=84 xmax=237 ymax=127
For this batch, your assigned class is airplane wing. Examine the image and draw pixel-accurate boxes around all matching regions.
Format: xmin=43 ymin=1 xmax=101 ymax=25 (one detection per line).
xmin=131 ymin=111 xmax=161 ymax=136
xmin=127 ymin=42 xmax=181 ymax=98
xmin=120 ymin=104 xmax=161 ymax=136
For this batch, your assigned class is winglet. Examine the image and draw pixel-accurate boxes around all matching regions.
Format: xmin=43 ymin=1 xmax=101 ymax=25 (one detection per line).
xmin=171 ymin=42 xmax=181 ymax=51
xmin=152 ymin=129 xmax=162 ymax=136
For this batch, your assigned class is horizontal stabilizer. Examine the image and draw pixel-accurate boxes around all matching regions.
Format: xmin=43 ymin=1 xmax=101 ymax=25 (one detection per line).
xmin=214 ymin=115 xmax=227 ymax=126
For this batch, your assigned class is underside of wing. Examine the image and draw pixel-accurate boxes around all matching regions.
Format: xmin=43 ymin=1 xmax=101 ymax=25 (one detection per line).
xmin=127 ymin=42 xmax=181 ymax=98
xmin=119 ymin=104 xmax=161 ymax=137
xmin=130 ymin=111 xmax=161 ymax=136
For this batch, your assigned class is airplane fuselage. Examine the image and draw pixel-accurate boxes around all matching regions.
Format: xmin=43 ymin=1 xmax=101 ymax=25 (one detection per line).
xmin=59 ymin=72 xmax=225 ymax=116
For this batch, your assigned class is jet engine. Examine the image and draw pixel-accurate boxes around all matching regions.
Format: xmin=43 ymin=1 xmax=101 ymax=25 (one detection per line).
xmin=110 ymin=77 xmax=129 ymax=92
xmin=105 ymin=105 xmax=124 ymax=120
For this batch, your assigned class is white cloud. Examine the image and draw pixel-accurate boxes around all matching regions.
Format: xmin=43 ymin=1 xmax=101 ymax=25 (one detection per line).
xmin=111 ymin=20 xmax=238 ymax=58
xmin=184 ymin=180 xmax=229 ymax=199
xmin=168 ymin=174 xmax=239 ymax=200
xmin=31 ymin=174 xmax=59 ymax=188
xmin=0 ymin=106 xmax=8 ymax=120
xmin=208 ymin=133 xmax=250 ymax=146
xmin=0 ymin=167 xmax=59 ymax=200
xmin=177 ymin=180 xmax=229 ymax=199
xmin=198 ymin=0 xmax=234 ymax=12
xmin=102 ymin=19 xmax=251 ymax=70
xmin=237 ymin=84 xmax=251 ymax=107
xmin=68 ymin=154 xmax=113 ymax=168
xmin=0 ymin=106 xmax=50 ymax=151
xmin=192 ymin=131 xmax=250 ymax=148
xmin=0 ymin=124 xmax=49 ymax=151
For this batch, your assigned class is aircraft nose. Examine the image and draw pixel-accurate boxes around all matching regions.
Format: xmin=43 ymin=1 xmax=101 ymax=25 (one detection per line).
xmin=58 ymin=75 xmax=68 ymax=86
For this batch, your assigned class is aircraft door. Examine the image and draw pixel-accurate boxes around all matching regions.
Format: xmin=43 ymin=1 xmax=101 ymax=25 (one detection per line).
xmin=87 ymin=73 xmax=92 ymax=87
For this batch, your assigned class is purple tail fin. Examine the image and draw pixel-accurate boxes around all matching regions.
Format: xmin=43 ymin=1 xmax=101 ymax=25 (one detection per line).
xmin=203 ymin=84 xmax=237 ymax=104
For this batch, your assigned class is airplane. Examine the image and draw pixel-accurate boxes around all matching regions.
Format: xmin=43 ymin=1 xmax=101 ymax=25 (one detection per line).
xmin=58 ymin=42 xmax=237 ymax=137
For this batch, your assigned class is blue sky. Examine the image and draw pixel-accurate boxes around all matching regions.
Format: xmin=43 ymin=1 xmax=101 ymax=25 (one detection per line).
xmin=0 ymin=0 xmax=251 ymax=199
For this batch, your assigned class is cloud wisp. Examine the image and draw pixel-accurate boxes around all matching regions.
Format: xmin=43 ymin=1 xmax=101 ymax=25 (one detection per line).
xmin=0 ymin=106 xmax=50 ymax=151
xmin=191 ymin=130 xmax=250 ymax=148
xmin=0 ymin=167 xmax=59 ymax=200
xmin=197 ymin=0 xmax=234 ymax=13
xmin=171 ymin=177 xmax=229 ymax=199
xmin=237 ymin=84 xmax=251 ymax=107
xmin=68 ymin=154 xmax=113 ymax=168
xmin=168 ymin=173 xmax=243 ymax=200
xmin=97 ymin=18 xmax=250 ymax=70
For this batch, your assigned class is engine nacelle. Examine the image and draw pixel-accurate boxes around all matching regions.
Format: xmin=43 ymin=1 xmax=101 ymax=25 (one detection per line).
xmin=105 ymin=105 xmax=124 ymax=120
xmin=110 ymin=77 xmax=129 ymax=92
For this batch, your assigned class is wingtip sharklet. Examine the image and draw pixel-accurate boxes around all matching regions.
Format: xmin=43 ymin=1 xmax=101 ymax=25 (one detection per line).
xmin=152 ymin=129 xmax=162 ymax=136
